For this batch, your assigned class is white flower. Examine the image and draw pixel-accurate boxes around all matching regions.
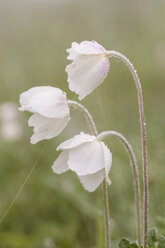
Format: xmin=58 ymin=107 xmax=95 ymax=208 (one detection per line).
xmin=19 ymin=86 xmax=70 ymax=144
xmin=52 ymin=132 xmax=112 ymax=192
xmin=66 ymin=41 xmax=110 ymax=100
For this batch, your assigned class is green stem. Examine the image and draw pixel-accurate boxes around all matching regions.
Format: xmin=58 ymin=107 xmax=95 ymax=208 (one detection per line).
xmin=103 ymin=179 xmax=111 ymax=248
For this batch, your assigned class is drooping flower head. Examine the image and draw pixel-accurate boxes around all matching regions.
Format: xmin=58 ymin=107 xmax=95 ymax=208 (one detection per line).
xmin=52 ymin=132 xmax=112 ymax=192
xmin=19 ymin=86 xmax=70 ymax=144
xmin=66 ymin=41 xmax=110 ymax=100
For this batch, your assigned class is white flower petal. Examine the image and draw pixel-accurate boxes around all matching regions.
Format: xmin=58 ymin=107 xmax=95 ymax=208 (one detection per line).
xmin=29 ymin=113 xmax=69 ymax=144
xmin=79 ymin=169 xmax=105 ymax=192
xmin=29 ymin=89 xmax=69 ymax=119
xmin=66 ymin=41 xmax=110 ymax=100
xmin=68 ymin=140 xmax=104 ymax=176
xmin=66 ymin=43 xmax=79 ymax=60
xmin=67 ymin=41 xmax=106 ymax=57
xmin=101 ymin=142 xmax=112 ymax=175
xmin=66 ymin=55 xmax=110 ymax=100
xmin=52 ymin=151 xmax=69 ymax=174
xmin=19 ymin=86 xmax=56 ymax=112
xmin=57 ymin=132 xmax=96 ymax=151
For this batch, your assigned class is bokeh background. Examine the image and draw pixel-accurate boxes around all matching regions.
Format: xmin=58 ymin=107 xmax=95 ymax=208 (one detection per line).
xmin=0 ymin=0 xmax=165 ymax=247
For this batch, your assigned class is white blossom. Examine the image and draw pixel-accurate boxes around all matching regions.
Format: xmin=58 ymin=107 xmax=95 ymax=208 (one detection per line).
xmin=66 ymin=41 xmax=110 ymax=100
xmin=52 ymin=132 xmax=112 ymax=192
xmin=19 ymin=86 xmax=70 ymax=144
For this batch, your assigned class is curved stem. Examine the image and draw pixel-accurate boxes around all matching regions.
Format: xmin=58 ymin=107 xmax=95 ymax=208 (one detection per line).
xmin=98 ymin=131 xmax=142 ymax=247
xmin=107 ymin=51 xmax=148 ymax=248
xmin=68 ymin=100 xmax=97 ymax=136
xmin=68 ymin=100 xmax=111 ymax=248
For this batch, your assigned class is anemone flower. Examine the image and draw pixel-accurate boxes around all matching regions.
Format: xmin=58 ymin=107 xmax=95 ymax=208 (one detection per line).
xmin=52 ymin=132 xmax=112 ymax=192
xmin=19 ymin=86 xmax=70 ymax=144
xmin=66 ymin=41 xmax=110 ymax=100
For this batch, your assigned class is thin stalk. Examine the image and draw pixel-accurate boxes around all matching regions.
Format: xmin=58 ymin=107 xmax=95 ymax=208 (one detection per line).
xmin=68 ymin=100 xmax=97 ymax=136
xmin=107 ymin=51 xmax=148 ymax=248
xmin=103 ymin=178 xmax=111 ymax=248
xmin=68 ymin=100 xmax=111 ymax=248
xmin=98 ymin=131 xmax=142 ymax=247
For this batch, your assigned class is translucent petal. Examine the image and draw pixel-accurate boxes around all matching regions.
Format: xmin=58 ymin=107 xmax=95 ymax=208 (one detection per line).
xmin=29 ymin=90 xmax=69 ymax=118
xmin=101 ymin=142 xmax=112 ymax=176
xmin=19 ymin=86 xmax=57 ymax=112
xmin=66 ymin=55 xmax=110 ymax=100
xmin=67 ymin=41 xmax=106 ymax=57
xmin=66 ymin=43 xmax=79 ymax=60
xmin=57 ymin=132 xmax=95 ymax=151
xmin=52 ymin=151 xmax=69 ymax=174
xmin=28 ymin=113 xmax=69 ymax=144
xmin=68 ymin=140 xmax=104 ymax=175
xmin=78 ymin=169 xmax=105 ymax=192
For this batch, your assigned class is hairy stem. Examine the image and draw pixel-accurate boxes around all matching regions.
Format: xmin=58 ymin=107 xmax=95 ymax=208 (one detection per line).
xmin=98 ymin=131 xmax=142 ymax=247
xmin=107 ymin=51 xmax=148 ymax=248
xmin=68 ymin=100 xmax=111 ymax=248
xmin=68 ymin=100 xmax=97 ymax=136
xmin=103 ymin=178 xmax=111 ymax=248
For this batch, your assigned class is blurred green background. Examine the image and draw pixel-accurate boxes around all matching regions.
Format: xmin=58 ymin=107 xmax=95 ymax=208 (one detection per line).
xmin=0 ymin=0 xmax=165 ymax=247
